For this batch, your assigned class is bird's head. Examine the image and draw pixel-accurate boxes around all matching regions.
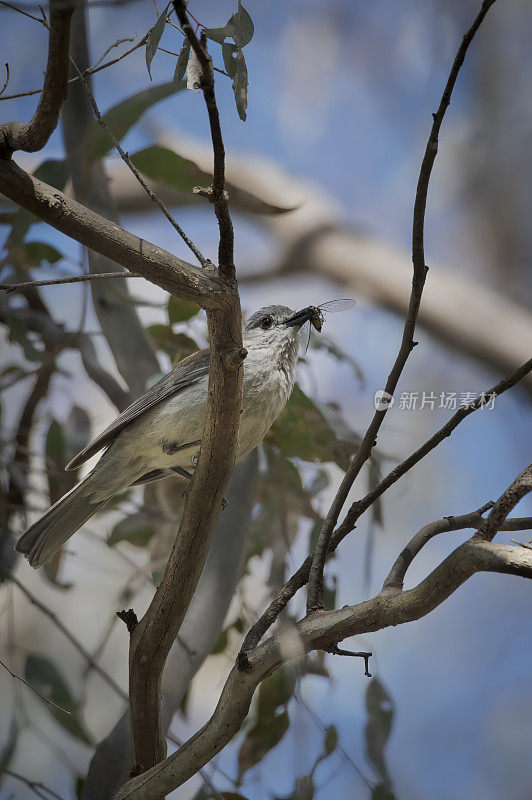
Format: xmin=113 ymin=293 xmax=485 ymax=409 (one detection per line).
xmin=243 ymin=304 xmax=321 ymax=360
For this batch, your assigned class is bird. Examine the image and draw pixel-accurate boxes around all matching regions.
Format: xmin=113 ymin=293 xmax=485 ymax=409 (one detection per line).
xmin=16 ymin=304 xmax=319 ymax=568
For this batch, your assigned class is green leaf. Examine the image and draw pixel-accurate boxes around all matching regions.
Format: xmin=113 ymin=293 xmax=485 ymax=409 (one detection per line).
xmin=226 ymin=4 xmax=254 ymax=47
xmin=365 ymin=677 xmax=394 ymax=787
xmin=238 ymin=709 xmax=289 ymax=780
xmin=222 ymin=42 xmax=238 ymax=78
xmin=21 ymin=241 xmax=63 ymax=268
xmin=267 ymin=384 xmax=356 ymax=470
xmin=84 ymin=82 xmax=185 ymax=161
xmin=211 ymin=628 xmax=229 ymax=655
xmin=323 ymin=724 xmax=338 ymax=756
xmin=168 ymin=296 xmax=201 ymax=324
xmin=148 ymin=324 xmax=199 ymax=360
xmin=202 ymin=26 xmax=227 ymax=45
xmin=231 ymin=48 xmax=248 ymax=121
xmin=24 ymin=654 xmax=92 ymax=744
xmin=322 ymin=576 xmax=337 ymax=612
xmin=130 ymin=145 xmax=209 ymax=195
xmin=174 ymin=39 xmax=190 ymax=84
xmin=108 ymin=513 xmax=156 ymax=548
xmin=257 ymin=667 xmax=297 ymax=718
xmin=33 ymin=159 xmax=69 ymax=190
xmin=63 ymin=406 xmax=91 ymax=465
xmin=146 ymin=8 xmax=167 ymax=79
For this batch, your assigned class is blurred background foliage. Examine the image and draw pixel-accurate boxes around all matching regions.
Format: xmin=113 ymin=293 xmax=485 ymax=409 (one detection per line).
xmin=0 ymin=1 xmax=531 ymax=799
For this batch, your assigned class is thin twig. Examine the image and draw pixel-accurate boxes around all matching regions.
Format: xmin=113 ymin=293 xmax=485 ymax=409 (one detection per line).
xmin=0 ymin=34 xmax=147 ymax=102
xmin=173 ymin=1 xmax=234 ymax=275
xmin=1 ymin=271 xmax=143 ymax=293
xmin=306 ymin=0 xmax=498 ymax=613
xmin=2 ymin=769 xmax=66 ymax=800
xmin=0 ymin=655 xmax=71 ymax=714
xmin=11 ymin=575 xmax=128 ymax=701
xmin=0 ymin=0 xmax=45 ymax=24
xmin=69 ymin=57 xmax=209 ymax=268
xmin=475 ymin=465 xmax=532 ymax=542
xmin=239 ymin=356 xmax=532 ymax=658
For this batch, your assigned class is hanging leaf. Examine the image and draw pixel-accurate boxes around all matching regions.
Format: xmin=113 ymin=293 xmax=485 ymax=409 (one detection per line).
xmin=84 ymin=82 xmax=185 ymax=161
xmin=225 ymin=4 xmax=254 ymax=47
xmin=24 ymin=654 xmax=92 ymax=744
xmin=323 ymin=724 xmax=338 ymax=757
xmin=130 ymin=145 xmax=209 ymax=195
xmin=267 ymin=384 xmax=356 ymax=470
xmin=146 ymin=8 xmax=167 ymax=79
xmin=202 ymin=26 xmax=228 ymax=45
xmin=365 ymin=677 xmax=394 ymax=788
xmin=63 ymin=406 xmax=91 ymax=465
xmin=222 ymin=42 xmax=238 ymax=78
xmin=107 ymin=513 xmax=157 ymax=548
xmin=168 ymin=295 xmax=201 ymax=324
xmin=238 ymin=709 xmax=289 ymax=780
xmin=147 ymin=324 xmax=199 ymax=360
xmin=19 ymin=241 xmax=63 ymax=268
xmin=174 ymin=39 xmax=191 ymax=84
xmin=231 ymin=48 xmax=248 ymax=121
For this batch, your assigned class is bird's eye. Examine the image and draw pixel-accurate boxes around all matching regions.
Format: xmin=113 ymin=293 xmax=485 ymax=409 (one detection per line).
xmin=260 ymin=316 xmax=273 ymax=329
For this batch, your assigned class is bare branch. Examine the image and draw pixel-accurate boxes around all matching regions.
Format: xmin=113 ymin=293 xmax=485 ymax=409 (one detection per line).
xmin=0 ymin=158 xmax=226 ymax=305
xmin=0 ymin=0 xmax=73 ymax=156
xmin=241 ymin=357 xmax=532 ymax=655
xmin=382 ymin=503 xmax=532 ymax=591
xmin=306 ymin=0 xmax=498 ymax=614
xmin=476 ymin=464 xmax=532 ymax=542
xmin=173 ymin=1 xmax=234 ymax=275
xmin=0 ymin=34 xmax=148 ymax=102
xmin=69 ymin=57 xmax=210 ymax=268
xmin=115 ymin=536 xmax=532 ymax=800
xmin=2 ymin=769 xmax=66 ymax=800
xmin=1 ymin=271 xmax=143 ymax=293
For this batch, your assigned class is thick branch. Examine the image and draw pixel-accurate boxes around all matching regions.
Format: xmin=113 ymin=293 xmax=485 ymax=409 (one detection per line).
xmin=306 ymin=0 xmax=498 ymax=613
xmin=0 ymin=0 xmax=73 ymax=156
xmin=115 ymin=537 xmax=532 ymax=800
xmin=0 ymin=158 xmax=226 ymax=305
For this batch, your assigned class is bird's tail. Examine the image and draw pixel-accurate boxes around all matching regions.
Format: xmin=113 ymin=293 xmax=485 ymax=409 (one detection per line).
xmin=16 ymin=473 xmax=108 ymax=568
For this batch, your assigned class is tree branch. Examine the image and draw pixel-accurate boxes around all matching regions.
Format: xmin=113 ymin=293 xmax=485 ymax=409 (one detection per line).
xmin=1 ymin=271 xmax=142 ymax=292
xmin=476 ymin=464 xmax=532 ymax=542
xmin=115 ymin=536 xmax=532 ymax=800
xmin=0 ymin=158 xmax=226 ymax=305
xmin=306 ymin=0 xmax=498 ymax=613
xmin=172 ymin=1 xmax=234 ymax=275
xmin=0 ymin=0 xmax=73 ymax=157
xmin=241 ymin=356 xmax=532 ymax=654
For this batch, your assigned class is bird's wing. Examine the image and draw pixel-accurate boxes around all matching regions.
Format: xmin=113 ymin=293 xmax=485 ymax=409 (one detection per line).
xmin=66 ymin=349 xmax=210 ymax=470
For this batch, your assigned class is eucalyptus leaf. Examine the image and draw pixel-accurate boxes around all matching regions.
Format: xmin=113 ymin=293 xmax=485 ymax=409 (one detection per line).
xmin=107 ymin=513 xmax=156 ymax=548
xmin=84 ymin=82 xmax=185 ymax=161
xmin=168 ymin=295 xmax=201 ymax=324
xmin=231 ymin=48 xmax=248 ymax=121
xmin=130 ymin=145 xmax=209 ymax=194
xmin=146 ymin=8 xmax=167 ymax=79
xmin=267 ymin=384 xmax=356 ymax=470
xmin=226 ymin=4 xmax=254 ymax=47
xmin=21 ymin=241 xmax=63 ymax=268
xmin=365 ymin=677 xmax=394 ymax=787
xmin=174 ymin=39 xmax=191 ymax=84
xmin=238 ymin=710 xmax=289 ymax=781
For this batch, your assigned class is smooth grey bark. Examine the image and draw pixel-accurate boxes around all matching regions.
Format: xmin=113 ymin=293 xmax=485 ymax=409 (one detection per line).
xmin=61 ymin=0 xmax=159 ymax=397
xmin=82 ymin=451 xmax=259 ymax=800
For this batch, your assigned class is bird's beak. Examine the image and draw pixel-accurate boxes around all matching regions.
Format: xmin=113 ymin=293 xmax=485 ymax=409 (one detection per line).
xmin=284 ymin=308 xmax=312 ymax=328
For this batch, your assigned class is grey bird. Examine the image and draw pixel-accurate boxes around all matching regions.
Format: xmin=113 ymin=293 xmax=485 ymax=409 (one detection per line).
xmin=16 ymin=305 xmax=319 ymax=568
